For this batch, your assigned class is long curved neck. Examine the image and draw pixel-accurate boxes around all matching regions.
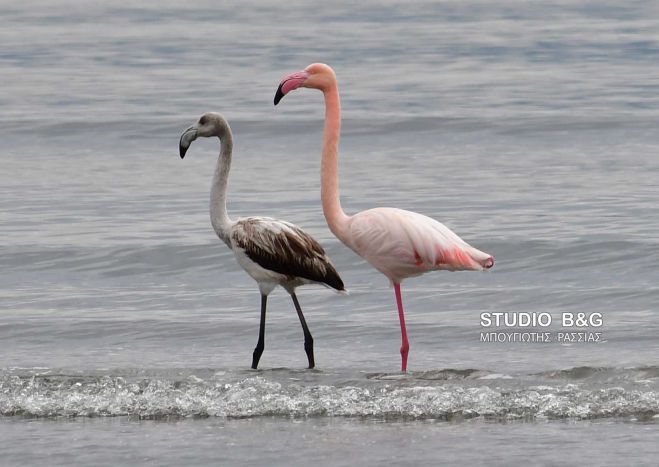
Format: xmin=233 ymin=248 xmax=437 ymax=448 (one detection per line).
xmin=210 ymin=130 xmax=233 ymax=245
xmin=321 ymin=82 xmax=350 ymax=241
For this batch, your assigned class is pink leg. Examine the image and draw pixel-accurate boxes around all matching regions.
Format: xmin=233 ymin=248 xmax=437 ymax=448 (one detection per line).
xmin=394 ymin=283 xmax=409 ymax=372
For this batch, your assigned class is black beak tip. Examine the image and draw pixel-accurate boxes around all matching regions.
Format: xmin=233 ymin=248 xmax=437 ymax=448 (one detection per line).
xmin=274 ymin=83 xmax=284 ymax=106
xmin=179 ymin=146 xmax=187 ymax=159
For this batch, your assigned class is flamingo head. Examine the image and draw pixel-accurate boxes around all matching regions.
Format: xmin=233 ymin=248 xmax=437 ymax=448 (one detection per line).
xmin=179 ymin=112 xmax=231 ymax=159
xmin=274 ymin=63 xmax=336 ymax=105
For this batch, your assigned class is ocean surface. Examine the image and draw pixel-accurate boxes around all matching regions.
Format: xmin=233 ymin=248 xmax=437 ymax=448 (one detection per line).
xmin=2 ymin=0 xmax=659 ymax=465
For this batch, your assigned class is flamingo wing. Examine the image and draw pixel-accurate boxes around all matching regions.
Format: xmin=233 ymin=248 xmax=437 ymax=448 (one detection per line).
xmin=231 ymin=217 xmax=345 ymax=291
xmin=346 ymin=208 xmax=493 ymax=282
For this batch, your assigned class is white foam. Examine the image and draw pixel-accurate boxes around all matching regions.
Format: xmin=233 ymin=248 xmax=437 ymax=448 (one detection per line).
xmin=1 ymin=373 xmax=657 ymax=421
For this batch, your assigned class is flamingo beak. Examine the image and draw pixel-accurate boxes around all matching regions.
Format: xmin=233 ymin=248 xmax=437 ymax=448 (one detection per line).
xmin=179 ymin=125 xmax=198 ymax=159
xmin=273 ymin=83 xmax=286 ymax=106
xmin=274 ymin=70 xmax=311 ymax=105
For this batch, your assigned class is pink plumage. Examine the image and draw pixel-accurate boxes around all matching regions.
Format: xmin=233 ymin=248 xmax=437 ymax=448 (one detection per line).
xmin=276 ymin=63 xmax=494 ymax=372
xmin=346 ymin=207 xmax=493 ymax=283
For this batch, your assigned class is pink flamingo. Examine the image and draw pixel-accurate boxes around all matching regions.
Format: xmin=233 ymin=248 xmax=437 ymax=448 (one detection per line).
xmin=274 ymin=63 xmax=494 ymax=372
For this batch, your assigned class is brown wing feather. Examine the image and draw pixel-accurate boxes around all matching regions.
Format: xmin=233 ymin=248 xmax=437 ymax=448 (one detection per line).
xmin=232 ymin=218 xmax=344 ymax=291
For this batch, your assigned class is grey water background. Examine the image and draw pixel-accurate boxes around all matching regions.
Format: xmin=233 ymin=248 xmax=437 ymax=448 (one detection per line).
xmin=2 ymin=0 xmax=659 ymax=465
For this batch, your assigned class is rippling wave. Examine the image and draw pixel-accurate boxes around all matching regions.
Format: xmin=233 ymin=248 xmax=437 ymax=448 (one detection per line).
xmin=2 ymin=368 xmax=657 ymax=421
xmin=4 ymin=238 xmax=659 ymax=276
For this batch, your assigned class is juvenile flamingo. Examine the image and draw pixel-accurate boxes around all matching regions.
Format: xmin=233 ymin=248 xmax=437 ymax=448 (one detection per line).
xmin=179 ymin=112 xmax=345 ymax=369
xmin=274 ymin=64 xmax=494 ymax=372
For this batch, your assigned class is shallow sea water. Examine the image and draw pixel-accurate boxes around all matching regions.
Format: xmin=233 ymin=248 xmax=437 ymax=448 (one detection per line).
xmin=1 ymin=0 xmax=659 ymax=465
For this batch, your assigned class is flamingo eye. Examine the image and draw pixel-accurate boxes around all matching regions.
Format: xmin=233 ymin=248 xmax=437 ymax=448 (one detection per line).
xmin=199 ymin=116 xmax=207 ymax=125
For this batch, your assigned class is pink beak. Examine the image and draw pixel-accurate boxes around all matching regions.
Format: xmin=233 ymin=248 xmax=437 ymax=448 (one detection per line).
xmin=274 ymin=70 xmax=311 ymax=105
